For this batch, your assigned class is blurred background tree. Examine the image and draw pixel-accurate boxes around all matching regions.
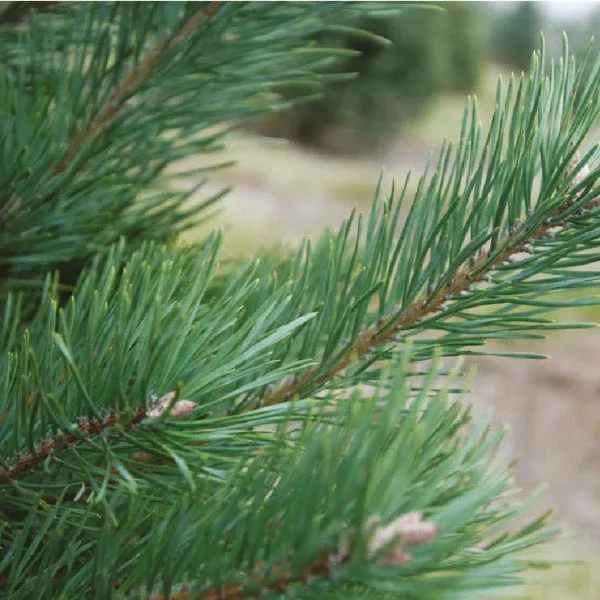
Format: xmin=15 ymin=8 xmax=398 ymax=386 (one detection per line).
xmin=490 ymin=1 xmax=543 ymax=70
xmin=253 ymin=1 xmax=598 ymax=156
xmin=253 ymin=2 xmax=487 ymax=154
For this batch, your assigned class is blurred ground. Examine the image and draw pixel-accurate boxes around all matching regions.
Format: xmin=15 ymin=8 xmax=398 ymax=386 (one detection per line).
xmin=172 ymin=66 xmax=600 ymax=598
xmin=176 ymin=71 xmax=501 ymax=253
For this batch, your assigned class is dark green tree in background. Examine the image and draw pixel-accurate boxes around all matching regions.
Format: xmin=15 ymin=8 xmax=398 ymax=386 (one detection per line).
xmin=255 ymin=2 xmax=486 ymax=153
xmin=491 ymin=1 xmax=543 ymax=70
xmin=3 ymin=2 xmax=600 ymax=599
xmin=442 ymin=2 xmax=484 ymax=93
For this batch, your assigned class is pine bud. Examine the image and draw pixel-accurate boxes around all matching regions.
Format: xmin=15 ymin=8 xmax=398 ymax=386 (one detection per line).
xmin=146 ymin=391 xmax=197 ymax=419
xmin=333 ymin=511 xmax=438 ymax=567
xmin=169 ymin=399 xmax=198 ymax=418
xmin=369 ymin=512 xmax=438 ymax=566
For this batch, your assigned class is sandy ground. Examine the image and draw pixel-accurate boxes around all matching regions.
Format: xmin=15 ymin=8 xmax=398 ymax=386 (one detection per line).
xmin=467 ymin=332 xmax=600 ymax=546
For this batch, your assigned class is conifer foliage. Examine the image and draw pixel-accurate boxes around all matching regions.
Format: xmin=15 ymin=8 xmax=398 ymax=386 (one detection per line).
xmin=2 ymin=2 xmax=600 ymax=599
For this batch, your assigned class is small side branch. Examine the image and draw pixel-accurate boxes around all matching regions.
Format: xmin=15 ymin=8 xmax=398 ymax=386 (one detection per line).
xmin=0 ymin=407 xmax=146 ymax=484
xmin=0 ymin=391 xmax=196 ymax=484
xmin=52 ymin=1 xmax=221 ymax=175
xmin=258 ymin=164 xmax=599 ymax=409
xmin=147 ymin=512 xmax=438 ymax=600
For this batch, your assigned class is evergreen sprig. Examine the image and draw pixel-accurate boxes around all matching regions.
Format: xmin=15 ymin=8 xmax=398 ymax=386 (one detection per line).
xmin=1 ymin=353 xmax=554 ymax=599
xmin=2 ymin=4 xmax=600 ymax=598
xmin=0 ymin=1 xmax=376 ymax=303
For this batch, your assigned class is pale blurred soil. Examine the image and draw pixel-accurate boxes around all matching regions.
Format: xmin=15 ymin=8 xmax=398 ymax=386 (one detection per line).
xmin=467 ymin=332 xmax=600 ymax=545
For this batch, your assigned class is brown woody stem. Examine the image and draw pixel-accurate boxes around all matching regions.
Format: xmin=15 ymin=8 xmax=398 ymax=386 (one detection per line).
xmin=0 ymin=408 xmax=146 ymax=484
xmin=52 ymin=2 xmax=221 ymax=175
xmin=149 ymin=554 xmax=333 ymax=600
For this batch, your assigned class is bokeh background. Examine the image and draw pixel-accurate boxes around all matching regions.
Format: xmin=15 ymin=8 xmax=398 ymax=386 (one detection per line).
xmin=173 ymin=3 xmax=600 ymax=596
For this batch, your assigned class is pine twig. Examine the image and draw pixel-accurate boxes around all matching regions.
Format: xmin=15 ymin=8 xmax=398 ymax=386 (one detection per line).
xmin=151 ymin=556 xmax=332 ymax=600
xmin=0 ymin=408 xmax=146 ymax=484
xmin=146 ymin=512 xmax=438 ymax=600
xmin=257 ymin=162 xmax=599 ymax=410
xmin=0 ymin=391 xmax=196 ymax=484
xmin=52 ymin=1 xmax=222 ymax=175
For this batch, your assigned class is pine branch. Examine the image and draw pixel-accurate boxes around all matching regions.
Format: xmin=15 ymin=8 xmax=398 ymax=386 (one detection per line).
xmin=0 ymin=407 xmax=145 ymax=484
xmin=0 ymin=390 xmax=198 ymax=485
xmin=149 ymin=555 xmax=332 ymax=600
xmin=52 ymin=1 xmax=222 ymax=175
xmin=4 ymin=33 xmax=600 ymax=598
xmin=259 ymin=153 xmax=599 ymax=409
xmin=0 ymin=355 xmax=541 ymax=598
xmin=1 ymin=1 xmax=374 ymax=302
xmin=0 ymin=345 xmax=555 ymax=598
xmin=146 ymin=513 xmax=438 ymax=599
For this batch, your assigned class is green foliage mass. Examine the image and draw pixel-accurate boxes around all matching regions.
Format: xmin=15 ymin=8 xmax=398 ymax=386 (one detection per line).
xmin=1 ymin=2 xmax=600 ymax=599
xmin=0 ymin=1 xmax=373 ymax=315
